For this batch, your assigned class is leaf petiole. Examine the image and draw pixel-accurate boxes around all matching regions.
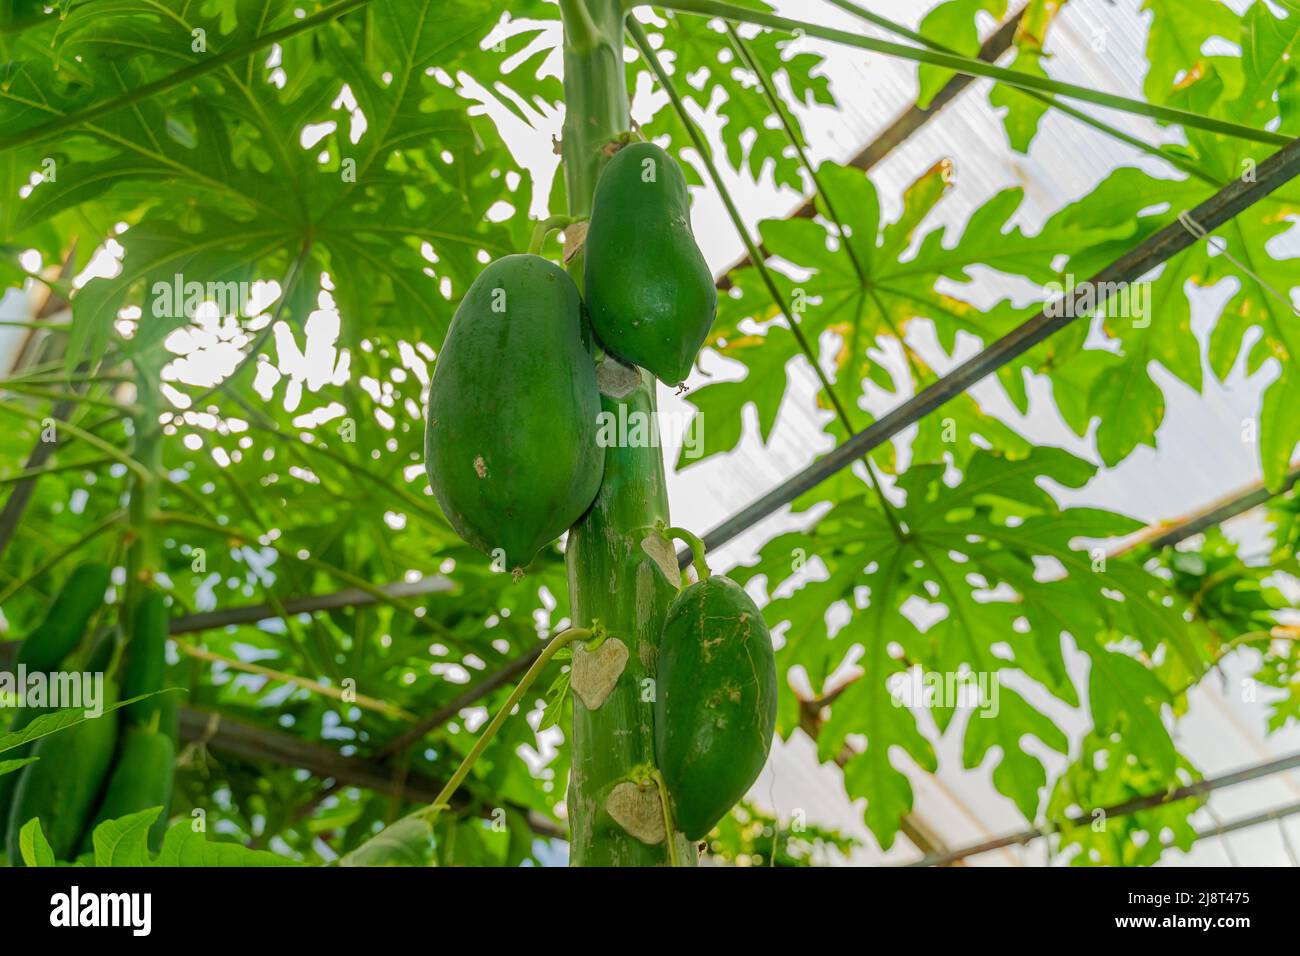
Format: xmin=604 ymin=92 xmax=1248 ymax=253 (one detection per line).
xmin=415 ymin=625 xmax=594 ymax=822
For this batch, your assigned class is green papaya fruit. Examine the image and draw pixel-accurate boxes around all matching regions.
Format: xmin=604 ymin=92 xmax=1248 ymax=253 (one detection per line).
xmin=585 ymin=142 xmax=717 ymax=386
xmin=81 ymin=725 xmax=175 ymax=854
xmin=0 ymin=564 xmax=110 ymax=836
xmin=15 ymin=561 xmax=110 ymax=672
xmin=122 ymin=590 xmax=168 ymax=727
xmin=0 ymin=704 xmax=52 ymax=837
xmin=83 ymin=624 xmax=117 ymax=674
xmin=424 ymin=254 xmax=604 ymax=573
xmin=654 ymin=576 xmax=777 ymax=841
xmin=5 ymin=679 xmax=119 ymax=863
xmin=156 ymin=688 xmax=179 ymax=742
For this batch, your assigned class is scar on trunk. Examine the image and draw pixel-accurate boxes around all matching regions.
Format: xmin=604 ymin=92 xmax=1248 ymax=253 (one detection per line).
xmin=605 ymin=781 xmax=666 ymax=845
xmin=595 ymin=355 xmax=642 ymax=399
xmin=571 ymin=637 xmax=629 ymax=710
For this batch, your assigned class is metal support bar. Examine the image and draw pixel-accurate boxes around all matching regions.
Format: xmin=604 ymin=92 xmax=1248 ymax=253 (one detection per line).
xmin=681 ymin=137 xmax=1300 ymax=568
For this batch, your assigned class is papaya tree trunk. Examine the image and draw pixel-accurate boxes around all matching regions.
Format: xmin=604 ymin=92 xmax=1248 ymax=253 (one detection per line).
xmin=559 ymin=0 xmax=695 ymax=866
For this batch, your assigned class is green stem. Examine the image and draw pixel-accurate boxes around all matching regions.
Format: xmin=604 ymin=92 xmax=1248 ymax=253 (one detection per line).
xmin=665 ymin=526 xmax=710 ymax=581
xmin=1171 ymin=626 xmax=1299 ymax=698
xmin=173 ymin=637 xmax=415 ymax=721
xmin=0 ymin=400 xmax=151 ymax=481
xmin=823 ymin=0 xmax=928 ymax=45
xmin=0 ymin=320 xmax=70 ymax=331
xmin=527 ymin=215 xmax=577 ymax=256
xmin=653 ymin=0 xmax=1290 ymax=146
xmin=418 ymin=627 xmax=593 ymax=818
xmin=3 ymin=371 xmax=134 ymax=387
xmin=0 ymin=456 xmax=113 ymax=484
xmin=650 ymin=767 xmax=679 ymax=866
xmin=559 ymin=0 xmax=604 ymax=51
xmin=0 ymin=381 xmax=140 ymax=414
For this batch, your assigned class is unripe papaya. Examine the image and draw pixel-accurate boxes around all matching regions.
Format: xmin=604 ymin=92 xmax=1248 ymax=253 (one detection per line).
xmin=424 ymin=254 xmax=604 ymax=573
xmin=0 ymin=562 xmax=109 ymax=835
xmin=0 ymin=704 xmax=50 ymax=838
xmin=585 ymin=142 xmax=717 ymax=386
xmin=156 ymin=688 xmax=179 ymax=742
xmin=15 ymin=561 xmax=110 ymax=672
xmin=654 ymin=576 xmax=777 ymax=841
xmin=122 ymin=590 xmax=168 ymax=727
xmin=82 ymin=726 xmax=175 ymax=854
xmin=84 ymin=624 xmax=117 ymax=674
xmin=5 ymin=679 xmax=120 ymax=863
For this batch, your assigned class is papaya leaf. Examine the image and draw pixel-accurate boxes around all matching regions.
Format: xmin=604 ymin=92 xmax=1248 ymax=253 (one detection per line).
xmin=18 ymin=817 xmax=57 ymax=867
xmin=1047 ymin=732 xmax=1199 ymax=866
xmin=1142 ymin=0 xmax=1244 ymax=106
xmin=753 ymin=447 xmax=1196 ymax=847
xmin=915 ymin=0 xmax=1008 ymax=109
xmin=1054 ymin=3 xmax=1300 ymax=479
xmin=1025 ymin=124 xmax=1300 ymax=483
xmin=684 ymin=162 xmax=1054 ymax=467
xmin=0 ymin=756 xmax=38 ymax=777
xmin=338 ymin=817 xmax=433 ymax=866
xmin=813 ymin=551 xmax=935 ymax=850
xmin=538 ymin=665 xmax=572 ymax=733
xmin=988 ymin=48 xmax=1052 ymax=154
xmin=1 ymin=0 xmax=523 ymax=370
xmin=0 ymin=690 xmax=172 ymax=754
xmin=963 ymin=686 xmax=1067 ymax=820
xmin=88 ymin=809 xmax=296 ymax=866
xmin=634 ymin=7 xmax=834 ymax=191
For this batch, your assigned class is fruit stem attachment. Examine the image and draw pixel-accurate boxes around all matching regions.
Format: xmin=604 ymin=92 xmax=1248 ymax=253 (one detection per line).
xmin=417 ymin=625 xmax=594 ymax=820
xmin=665 ymin=526 xmax=710 ymax=581
xmin=527 ymin=215 xmax=577 ymax=256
